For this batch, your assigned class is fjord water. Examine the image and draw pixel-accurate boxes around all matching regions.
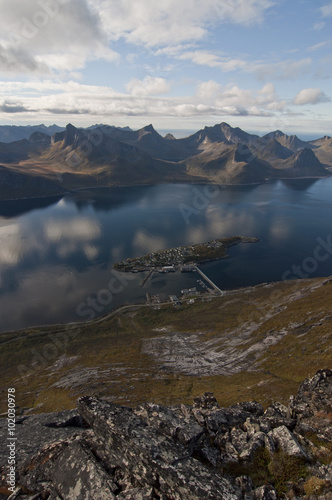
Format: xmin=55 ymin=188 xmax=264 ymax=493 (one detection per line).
xmin=1 ymin=178 xmax=332 ymax=332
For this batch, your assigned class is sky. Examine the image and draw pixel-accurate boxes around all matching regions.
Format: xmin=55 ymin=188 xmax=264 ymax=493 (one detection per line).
xmin=0 ymin=0 xmax=331 ymax=137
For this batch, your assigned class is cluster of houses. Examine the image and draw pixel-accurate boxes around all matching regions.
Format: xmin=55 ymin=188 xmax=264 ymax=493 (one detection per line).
xmin=114 ymin=245 xmax=198 ymax=273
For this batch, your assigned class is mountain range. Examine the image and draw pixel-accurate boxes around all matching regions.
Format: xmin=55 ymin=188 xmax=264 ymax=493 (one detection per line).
xmin=0 ymin=122 xmax=331 ymax=199
xmin=0 ymin=124 xmax=64 ymax=143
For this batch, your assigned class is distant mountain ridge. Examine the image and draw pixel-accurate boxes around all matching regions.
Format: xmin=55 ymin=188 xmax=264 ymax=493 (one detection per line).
xmin=263 ymin=130 xmax=314 ymax=152
xmin=0 ymin=124 xmax=64 ymax=143
xmin=0 ymin=121 xmax=331 ymax=199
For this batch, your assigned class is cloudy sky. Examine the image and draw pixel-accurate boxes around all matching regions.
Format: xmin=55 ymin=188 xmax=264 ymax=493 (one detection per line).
xmin=0 ymin=0 xmax=331 ymax=137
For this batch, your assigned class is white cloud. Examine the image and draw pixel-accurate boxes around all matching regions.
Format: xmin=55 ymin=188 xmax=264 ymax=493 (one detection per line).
xmin=1 ymin=78 xmax=330 ymax=124
xmin=196 ymin=80 xmax=223 ymax=102
xmin=293 ymin=88 xmax=330 ymax=105
xmin=320 ymin=3 xmax=332 ymax=16
xmin=215 ymin=0 xmax=275 ymax=25
xmin=159 ymin=47 xmax=317 ymax=83
xmin=0 ymin=43 xmax=51 ymax=75
xmin=313 ymin=21 xmax=325 ymax=30
xmin=178 ymin=50 xmax=247 ymax=71
xmin=252 ymin=58 xmax=312 ymax=80
xmin=0 ymin=0 xmax=274 ymax=78
xmin=46 ymin=218 xmax=101 ymax=242
xmin=307 ymin=41 xmax=330 ymax=52
xmin=0 ymin=78 xmax=288 ymax=120
xmin=258 ymin=83 xmax=286 ymax=111
xmin=0 ymin=224 xmax=22 ymax=265
xmin=133 ymin=230 xmax=167 ymax=254
xmin=126 ymin=76 xmax=171 ymax=96
xmin=155 ymin=44 xmax=197 ymax=57
xmin=259 ymin=82 xmax=276 ymax=97
xmin=195 ymin=80 xmax=285 ymax=115
xmin=0 ymin=0 xmax=119 ymax=75
xmin=216 ymin=85 xmax=254 ymax=108
xmin=94 ymin=0 xmax=275 ymax=48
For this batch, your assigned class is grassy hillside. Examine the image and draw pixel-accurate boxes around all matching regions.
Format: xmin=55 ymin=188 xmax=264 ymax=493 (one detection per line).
xmin=0 ymin=276 xmax=331 ymax=415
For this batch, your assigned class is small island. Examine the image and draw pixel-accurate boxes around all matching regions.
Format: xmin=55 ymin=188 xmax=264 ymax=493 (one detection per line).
xmin=113 ymin=235 xmax=259 ymax=272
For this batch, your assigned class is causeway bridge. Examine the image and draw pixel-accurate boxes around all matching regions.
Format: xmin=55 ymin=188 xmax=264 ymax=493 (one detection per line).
xmin=194 ymin=266 xmax=224 ymax=295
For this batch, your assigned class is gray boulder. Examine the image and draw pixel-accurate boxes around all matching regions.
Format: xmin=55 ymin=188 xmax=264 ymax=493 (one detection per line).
xmin=270 ymin=425 xmax=308 ymax=459
xmin=1 ymin=369 xmax=331 ymax=499
xmin=77 ymin=396 xmax=241 ymax=500
xmin=240 ymin=432 xmax=266 ymax=461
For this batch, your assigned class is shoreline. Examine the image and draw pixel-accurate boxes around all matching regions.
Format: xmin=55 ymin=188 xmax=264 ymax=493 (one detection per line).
xmin=0 ymin=275 xmax=326 ymax=337
xmin=113 ymin=236 xmax=259 ymax=273
xmin=0 ymin=174 xmax=331 ymax=202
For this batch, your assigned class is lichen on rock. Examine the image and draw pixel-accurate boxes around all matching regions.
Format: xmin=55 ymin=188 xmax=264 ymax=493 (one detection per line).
xmin=0 ymin=369 xmax=331 ymax=499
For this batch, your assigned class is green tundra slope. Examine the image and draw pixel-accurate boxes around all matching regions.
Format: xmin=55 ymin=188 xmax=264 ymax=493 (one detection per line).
xmin=0 ymin=276 xmax=331 ymax=414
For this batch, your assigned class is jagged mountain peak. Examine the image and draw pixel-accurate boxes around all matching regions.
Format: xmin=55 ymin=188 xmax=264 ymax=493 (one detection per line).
xmin=204 ymin=122 xmax=231 ymax=131
xmin=201 ymin=122 xmax=259 ymax=144
xmin=28 ymin=131 xmax=52 ymax=144
xmin=51 ymin=123 xmax=85 ymax=147
xmin=264 ymin=130 xmax=312 ymax=152
xmin=0 ymin=121 xmax=331 ymax=197
xmin=136 ymin=124 xmax=164 ymax=143
xmin=141 ymin=124 xmax=158 ymax=133
xmin=264 ymin=130 xmax=285 ymax=139
xmin=255 ymin=136 xmax=293 ymax=160
xmin=195 ymin=124 xmax=228 ymax=144
xmin=286 ymin=147 xmax=326 ymax=174
xmin=164 ymin=133 xmax=176 ymax=140
xmin=310 ymin=135 xmax=332 ymax=147
xmin=294 ymin=147 xmax=318 ymax=162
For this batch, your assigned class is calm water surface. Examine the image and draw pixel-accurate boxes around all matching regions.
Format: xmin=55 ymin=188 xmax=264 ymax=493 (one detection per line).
xmin=1 ymin=178 xmax=332 ymax=332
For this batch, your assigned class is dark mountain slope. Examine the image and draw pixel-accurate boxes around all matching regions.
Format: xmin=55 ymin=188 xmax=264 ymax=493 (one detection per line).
xmin=101 ymin=123 xmax=190 ymax=161
xmin=281 ymin=148 xmax=328 ymax=176
xmin=0 ymin=122 xmax=331 ymax=199
xmin=43 ymin=124 xmax=192 ymax=186
xmin=251 ymin=137 xmax=294 ymax=163
xmin=263 ymin=130 xmax=315 ymax=152
xmin=0 ymin=164 xmax=65 ymax=199
xmin=311 ymin=136 xmax=332 ymax=168
xmin=0 ymin=131 xmax=52 ymax=163
xmin=310 ymin=135 xmax=331 ymax=147
xmin=184 ymin=142 xmax=274 ymax=184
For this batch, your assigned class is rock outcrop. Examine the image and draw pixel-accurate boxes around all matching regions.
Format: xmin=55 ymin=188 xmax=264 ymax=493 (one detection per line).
xmin=0 ymin=369 xmax=331 ymax=499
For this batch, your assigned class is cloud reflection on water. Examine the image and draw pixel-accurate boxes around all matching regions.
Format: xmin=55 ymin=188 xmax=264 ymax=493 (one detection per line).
xmin=0 ymin=179 xmax=331 ymax=332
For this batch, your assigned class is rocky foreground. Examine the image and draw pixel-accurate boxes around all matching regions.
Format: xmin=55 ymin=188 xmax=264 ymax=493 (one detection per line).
xmin=0 ymin=370 xmax=331 ymax=500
